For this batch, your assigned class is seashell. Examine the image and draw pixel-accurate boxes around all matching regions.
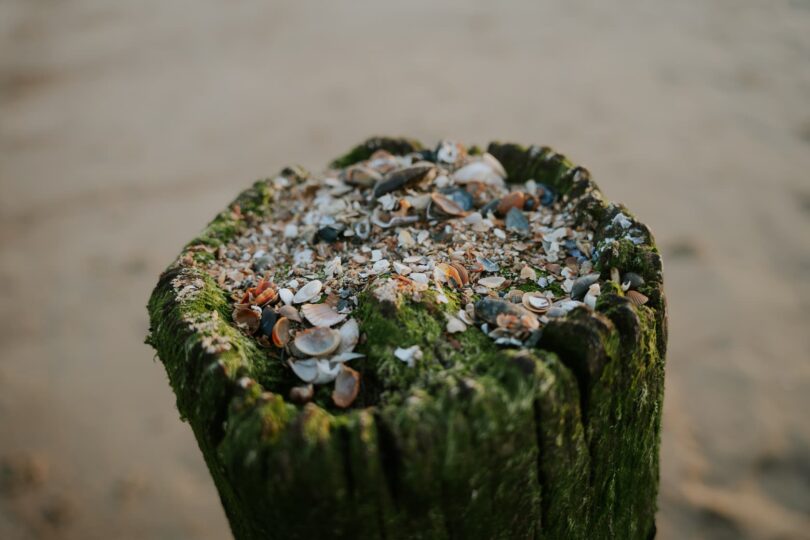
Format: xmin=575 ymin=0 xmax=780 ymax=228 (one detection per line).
xmin=584 ymin=284 xmax=601 ymax=309
xmin=271 ymin=317 xmax=291 ymax=347
xmin=316 ymin=226 xmax=341 ymax=243
xmin=571 ymin=273 xmax=600 ymax=301
xmin=440 ymin=187 xmax=474 ymax=211
xmin=394 ymin=345 xmax=422 ymax=368
xmin=259 ymin=306 xmax=278 ymax=337
xmin=293 ymin=280 xmax=323 ymax=304
xmin=289 ymin=359 xmax=318 ymax=383
xmin=294 ymin=327 xmax=341 ymax=357
xmin=393 ymin=261 xmax=411 ymax=275
xmin=449 ymin=262 xmax=469 ymax=285
xmin=332 ymin=365 xmax=360 ymax=408
xmin=477 ymin=256 xmax=500 ymax=273
xmin=505 ymin=289 xmax=524 ymax=303
xmin=497 ymin=192 xmax=526 ymax=216
xmin=625 ymin=290 xmax=649 ymax=306
xmin=434 ymin=140 xmax=467 ymax=165
xmin=446 ymin=316 xmax=467 ymax=334
xmin=520 ymin=266 xmax=536 ymax=281
xmin=505 ymin=207 xmax=530 ymax=232
xmin=353 ymin=219 xmax=371 ymax=239
xmin=373 ymin=164 xmax=437 ymax=198
xmin=478 ymin=276 xmax=506 ymax=289
xmin=301 ymin=303 xmax=347 ymax=327
xmin=277 ymin=304 xmax=301 ymax=323
xmin=371 ymin=210 xmax=420 ymax=229
xmin=482 ymin=152 xmax=507 ymax=178
xmin=453 ymin=159 xmax=504 ymax=186
xmin=289 ymin=384 xmax=314 ymax=404
xmin=312 ymin=359 xmax=341 ymax=385
xmin=372 ymin=259 xmax=391 ymax=274
xmin=343 ymin=165 xmax=382 ymax=187
xmin=522 ymin=292 xmax=552 ymax=313
xmin=537 ymin=183 xmax=555 ymax=206
xmin=436 ymin=263 xmax=464 ymax=288
xmin=278 ymin=288 xmax=294 ymax=305
xmin=474 ymin=297 xmax=534 ymax=326
xmin=232 ymin=304 xmax=261 ymax=334
xmin=621 ymin=272 xmax=645 ymax=291
xmin=428 ymin=192 xmax=466 ymax=218
xmin=330 ymin=351 xmax=364 ymax=363
xmin=338 ymin=319 xmax=359 ymax=353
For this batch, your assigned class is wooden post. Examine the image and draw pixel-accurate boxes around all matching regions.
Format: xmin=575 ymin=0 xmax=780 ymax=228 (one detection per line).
xmin=147 ymin=137 xmax=666 ymax=539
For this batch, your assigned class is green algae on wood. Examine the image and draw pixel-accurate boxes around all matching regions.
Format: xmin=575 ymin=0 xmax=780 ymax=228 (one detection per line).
xmin=147 ymin=136 xmax=666 ymax=539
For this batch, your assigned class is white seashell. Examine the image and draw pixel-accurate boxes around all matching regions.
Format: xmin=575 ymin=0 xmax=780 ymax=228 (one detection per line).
xmin=453 ymin=160 xmax=503 ymax=186
xmin=410 ymin=272 xmax=428 ymax=284
xmin=398 ymin=229 xmax=415 ymax=248
xmin=403 ymin=255 xmax=423 ymax=264
xmin=294 ymin=327 xmax=341 ymax=357
xmin=289 ymin=359 xmax=318 ymax=383
xmin=393 ymin=261 xmax=411 ymax=275
xmin=493 ymin=228 xmax=506 ymax=240
xmin=330 ymin=351 xmax=364 ymax=363
xmin=482 ymin=152 xmax=507 ymax=178
xmin=371 ymin=249 xmax=383 ymax=262
xmin=278 ymin=288 xmax=294 ymax=305
xmin=446 ymin=316 xmax=467 ymax=334
xmin=301 ymin=303 xmax=347 ymax=327
xmin=293 ymin=280 xmax=322 ymax=304
xmin=478 ymin=276 xmax=506 ymax=289
xmin=313 ymin=359 xmax=341 ymax=385
xmin=457 ymin=309 xmax=474 ymax=325
xmin=284 ymin=224 xmax=299 ymax=238
xmin=372 ymin=259 xmax=391 ymax=274
xmin=522 ymin=292 xmax=552 ymax=313
xmin=338 ymin=319 xmax=360 ymax=352
xmin=394 ymin=345 xmax=422 ymax=368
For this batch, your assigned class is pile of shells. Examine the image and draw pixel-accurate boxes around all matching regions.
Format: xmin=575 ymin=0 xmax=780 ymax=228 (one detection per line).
xmin=189 ymin=139 xmax=652 ymax=409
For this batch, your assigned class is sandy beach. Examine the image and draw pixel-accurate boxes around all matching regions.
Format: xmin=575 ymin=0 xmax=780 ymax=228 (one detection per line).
xmin=1 ymin=1 xmax=809 ymax=538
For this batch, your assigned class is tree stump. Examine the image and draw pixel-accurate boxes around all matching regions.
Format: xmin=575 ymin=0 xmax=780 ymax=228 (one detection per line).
xmin=146 ymin=137 xmax=667 ymax=540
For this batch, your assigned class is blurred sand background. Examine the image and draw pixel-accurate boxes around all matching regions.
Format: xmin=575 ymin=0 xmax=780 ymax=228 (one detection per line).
xmin=1 ymin=0 xmax=809 ymax=538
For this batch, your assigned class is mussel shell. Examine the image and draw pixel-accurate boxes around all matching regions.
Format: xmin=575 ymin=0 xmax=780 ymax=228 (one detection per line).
xmin=316 ymin=226 xmax=341 ymax=243
xmin=474 ymin=297 xmax=534 ymax=326
xmin=621 ymin=272 xmax=645 ymax=290
xmin=373 ymin=164 xmax=437 ymax=198
xmin=342 ymin=165 xmax=382 ymax=187
xmin=259 ymin=306 xmax=278 ymax=337
xmin=440 ymin=187 xmax=475 ymax=211
xmin=571 ymin=273 xmax=601 ymax=301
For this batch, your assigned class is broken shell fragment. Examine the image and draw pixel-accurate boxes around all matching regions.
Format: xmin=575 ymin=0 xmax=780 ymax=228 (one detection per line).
xmin=289 ymin=384 xmax=314 ymax=404
xmin=293 ymin=280 xmax=323 ymax=304
xmin=428 ymin=192 xmax=466 ymax=218
xmin=271 ymin=316 xmax=291 ymax=347
xmin=289 ymin=359 xmax=318 ymax=383
xmin=332 ymin=365 xmax=361 ymax=408
xmin=394 ymin=345 xmax=422 ymax=368
xmin=301 ymin=303 xmax=347 ymax=327
xmin=446 ymin=316 xmax=467 ymax=334
xmin=294 ymin=327 xmax=341 ymax=357
xmin=338 ymin=319 xmax=360 ymax=353
xmin=522 ymin=292 xmax=552 ymax=314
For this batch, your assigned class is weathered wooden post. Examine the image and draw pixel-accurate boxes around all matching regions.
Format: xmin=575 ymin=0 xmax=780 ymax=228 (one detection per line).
xmin=147 ymin=137 xmax=666 ymax=539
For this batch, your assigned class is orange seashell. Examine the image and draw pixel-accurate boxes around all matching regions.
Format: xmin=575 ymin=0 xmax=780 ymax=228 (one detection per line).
xmin=253 ymin=287 xmax=277 ymax=306
xmin=449 ymin=262 xmax=469 ymax=285
xmin=272 ymin=317 xmax=291 ymax=347
xmin=497 ymin=191 xmax=526 ymax=216
xmin=332 ymin=366 xmax=360 ymax=408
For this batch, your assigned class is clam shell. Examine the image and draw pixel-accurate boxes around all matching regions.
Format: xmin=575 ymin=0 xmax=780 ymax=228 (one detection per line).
xmin=429 ymin=192 xmax=466 ymax=217
xmin=313 ymin=359 xmax=341 ymax=385
xmin=277 ymin=304 xmax=302 ymax=323
xmin=289 ymin=359 xmax=318 ymax=383
xmin=278 ymin=288 xmax=294 ymax=305
xmin=338 ymin=319 xmax=360 ymax=353
xmin=293 ymin=280 xmax=322 ymax=304
xmin=332 ymin=365 xmax=360 ymax=408
xmin=343 ymin=165 xmax=382 ymax=187
xmin=301 ymin=303 xmax=347 ymax=327
xmin=478 ymin=276 xmax=506 ymax=289
xmin=294 ymin=327 xmax=341 ymax=357
xmin=625 ymin=290 xmax=649 ymax=306
xmin=522 ymin=292 xmax=552 ymax=313
xmin=271 ymin=317 xmax=291 ymax=347
xmin=232 ymin=304 xmax=261 ymax=334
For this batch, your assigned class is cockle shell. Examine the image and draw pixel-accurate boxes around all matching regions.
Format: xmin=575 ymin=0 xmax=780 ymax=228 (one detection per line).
xmin=625 ymin=290 xmax=649 ymax=306
xmin=332 ymin=365 xmax=361 ymax=408
xmin=301 ymin=303 xmax=347 ymax=327
xmin=522 ymin=292 xmax=552 ymax=314
xmin=293 ymin=280 xmax=323 ymax=304
xmin=294 ymin=327 xmax=341 ymax=357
